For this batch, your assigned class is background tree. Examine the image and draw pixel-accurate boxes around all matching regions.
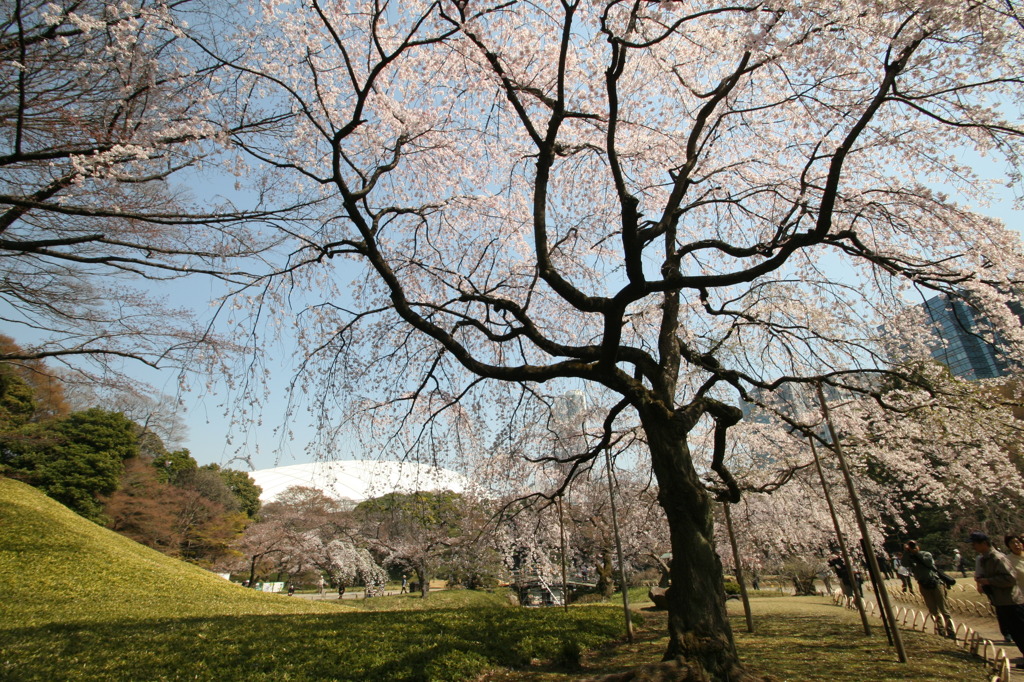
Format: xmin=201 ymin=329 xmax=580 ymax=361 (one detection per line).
xmin=0 ymin=365 xmax=36 ymax=431
xmin=152 ymin=448 xmax=199 ymax=485
xmin=565 ymin=470 xmax=666 ymax=597
xmin=103 ymin=457 xmax=187 ymax=553
xmin=232 ymin=518 xmax=294 ymax=588
xmin=1 ymin=407 xmax=138 ymax=522
xmin=192 ymin=1 xmax=1024 ymax=676
xmin=210 ymin=465 xmax=263 ymax=520
xmin=172 ymin=470 xmax=248 ymax=565
xmin=301 ymin=535 xmax=387 ymax=597
xmin=492 ymin=496 xmax=566 ymax=597
xmin=355 ymin=490 xmax=470 ymax=598
xmin=439 ymin=496 xmax=506 ymax=590
xmin=97 ymin=429 xmax=259 ymax=563
xmin=0 ymin=0 xmax=283 ymax=398
xmin=717 ymin=372 xmax=1024 ymax=581
xmin=64 ymin=387 xmax=191 ymax=456
xmin=0 ymin=337 xmax=69 ymax=424
xmin=233 ymin=485 xmax=353 ymax=586
xmin=824 ymin=363 xmax=1024 ymax=557
xmin=0 ymin=345 xmax=256 ymax=557
xmin=264 ymin=486 xmax=350 ymax=527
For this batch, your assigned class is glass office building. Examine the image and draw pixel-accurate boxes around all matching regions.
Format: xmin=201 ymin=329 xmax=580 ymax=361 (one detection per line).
xmin=921 ymin=293 xmax=1008 ymax=380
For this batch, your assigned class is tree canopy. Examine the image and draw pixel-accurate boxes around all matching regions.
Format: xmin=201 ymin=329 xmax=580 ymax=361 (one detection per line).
xmin=0 ymin=0 xmax=281 ymax=391
xmin=1 ymin=407 xmax=138 ymax=522
xmin=355 ymin=490 xmax=473 ymax=596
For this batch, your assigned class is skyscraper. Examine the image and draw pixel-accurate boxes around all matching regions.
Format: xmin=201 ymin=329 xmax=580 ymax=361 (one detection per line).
xmin=920 ymin=293 xmax=1009 ymax=380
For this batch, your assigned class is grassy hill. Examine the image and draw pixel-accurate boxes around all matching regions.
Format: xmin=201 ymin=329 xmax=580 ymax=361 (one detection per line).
xmin=0 ymin=475 xmax=339 ymax=627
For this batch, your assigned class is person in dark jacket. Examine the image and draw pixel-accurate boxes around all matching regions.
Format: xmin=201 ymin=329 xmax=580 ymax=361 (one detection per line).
xmin=971 ymin=531 xmax=1024 ymax=666
xmin=904 ymin=540 xmax=954 ymax=637
xmin=828 ymin=554 xmax=863 ymax=598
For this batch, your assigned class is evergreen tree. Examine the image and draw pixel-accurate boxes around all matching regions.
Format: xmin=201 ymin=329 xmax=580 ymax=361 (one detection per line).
xmin=2 ymin=408 xmax=138 ymax=522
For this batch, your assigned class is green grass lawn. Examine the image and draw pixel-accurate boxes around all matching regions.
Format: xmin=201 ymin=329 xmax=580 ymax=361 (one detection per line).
xmin=0 ymin=477 xmax=621 ymax=681
xmin=0 ymin=476 xmax=999 ymax=681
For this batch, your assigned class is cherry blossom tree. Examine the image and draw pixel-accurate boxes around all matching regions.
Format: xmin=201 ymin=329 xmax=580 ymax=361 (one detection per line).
xmin=191 ymin=1 xmax=1024 ymax=677
xmin=233 ymin=517 xmax=298 ymax=587
xmin=491 ymin=494 xmax=565 ymax=591
xmin=301 ymin=534 xmax=387 ymax=597
xmin=564 ymin=468 xmax=667 ymax=593
xmin=807 ymin=364 xmax=1024 ymax=546
xmin=716 ymin=372 xmax=1024 ymax=589
xmin=0 ymin=0 xmax=283 ymax=391
xmin=233 ymin=485 xmax=351 ymax=584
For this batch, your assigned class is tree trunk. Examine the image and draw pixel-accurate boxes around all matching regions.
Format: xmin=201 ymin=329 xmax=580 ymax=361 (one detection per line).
xmin=416 ymin=564 xmax=429 ymax=598
xmin=642 ymin=410 xmax=743 ymax=681
xmin=595 ymin=548 xmax=615 ymax=598
xmin=791 ymin=575 xmax=817 ymax=596
xmin=248 ymin=555 xmax=258 ymax=587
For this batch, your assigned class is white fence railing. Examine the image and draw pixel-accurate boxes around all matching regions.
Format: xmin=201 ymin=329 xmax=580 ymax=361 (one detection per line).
xmin=831 ymin=589 xmax=1011 ymax=682
xmin=888 ymin=582 xmax=998 ymax=619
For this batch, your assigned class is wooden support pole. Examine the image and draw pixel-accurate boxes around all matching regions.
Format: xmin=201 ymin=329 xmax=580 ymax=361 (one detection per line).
xmin=723 ymin=501 xmax=754 ymax=632
xmin=557 ymin=495 xmax=569 ymax=612
xmin=817 ymin=382 xmax=908 ymax=663
xmin=809 ymin=435 xmax=872 ymax=636
xmin=604 ymin=447 xmax=633 ymax=642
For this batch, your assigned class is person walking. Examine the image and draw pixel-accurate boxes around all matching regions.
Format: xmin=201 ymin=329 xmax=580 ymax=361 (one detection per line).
xmin=995 ymin=534 xmax=1024 ymax=644
xmin=1005 ymin=535 xmax=1024 ymax=592
xmin=954 ymin=548 xmax=967 ymax=578
xmin=904 ymin=540 xmax=955 ymax=638
xmin=894 ymin=551 xmax=915 ymax=594
xmin=971 ymin=531 xmax=1024 ymax=667
xmin=877 ymin=551 xmax=895 ymax=580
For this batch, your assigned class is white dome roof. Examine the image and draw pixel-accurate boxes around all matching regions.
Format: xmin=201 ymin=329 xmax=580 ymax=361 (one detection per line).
xmin=249 ymin=460 xmax=472 ymax=504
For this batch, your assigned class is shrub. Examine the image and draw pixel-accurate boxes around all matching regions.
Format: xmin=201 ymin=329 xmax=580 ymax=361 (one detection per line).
xmin=724 ymin=580 xmax=741 ymax=595
xmin=513 ymin=634 xmax=561 ymax=663
xmin=553 ymin=638 xmax=583 ymax=671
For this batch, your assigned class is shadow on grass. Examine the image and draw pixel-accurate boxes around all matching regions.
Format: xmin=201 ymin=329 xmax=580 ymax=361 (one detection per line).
xmin=732 ymin=604 xmax=989 ymax=682
xmin=0 ymin=606 xmax=624 ymax=682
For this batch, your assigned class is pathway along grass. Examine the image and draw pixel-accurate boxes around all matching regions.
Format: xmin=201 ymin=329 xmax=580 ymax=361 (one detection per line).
xmin=0 ymin=477 xmax=995 ymax=680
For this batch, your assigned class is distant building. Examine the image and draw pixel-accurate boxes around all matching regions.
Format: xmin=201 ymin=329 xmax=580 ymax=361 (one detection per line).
xmin=919 ymin=293 xmax=1013 ymax=380
xmin=740 ymin=381 xmax=846 ymax=423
